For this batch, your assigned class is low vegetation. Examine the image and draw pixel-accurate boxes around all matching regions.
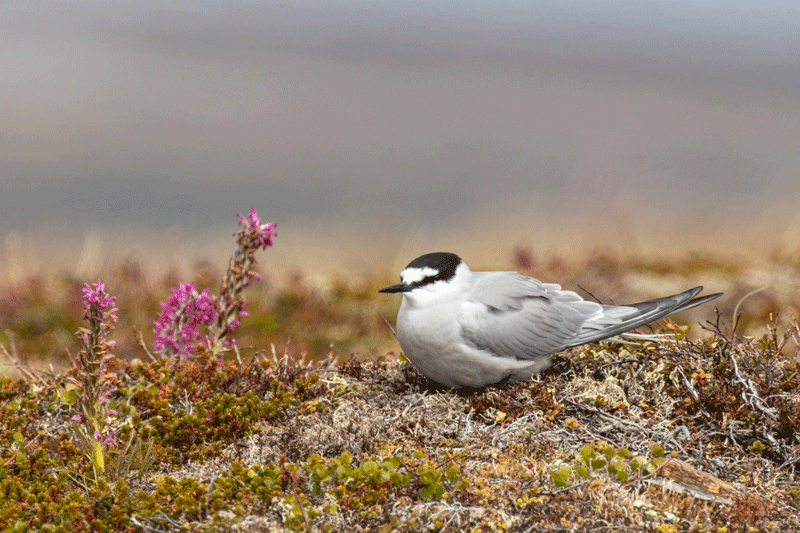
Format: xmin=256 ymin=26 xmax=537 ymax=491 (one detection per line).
xmin=2 ymin=321 xmax=800 ymax=531
xmin=1 ymin=210 xmax=799 ymax=531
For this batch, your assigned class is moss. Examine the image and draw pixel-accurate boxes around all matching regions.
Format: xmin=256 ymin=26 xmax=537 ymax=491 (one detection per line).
xmin=147 ymin=387 xmax=296 ymax=464
xmin=2 ymin=311 xmax=800 ymax=531
xmin=0 ymin=469 xmax=133 ymax=533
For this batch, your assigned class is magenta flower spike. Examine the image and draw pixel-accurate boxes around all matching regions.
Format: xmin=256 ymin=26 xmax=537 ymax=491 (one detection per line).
xmin=237 ymin=206 xmax=277 ymax=249
xmin=153 ymin=207 xmax=277 ymax=363
xmin=82 ymin=279 xmax=118 ymax=324
xmin=70 ymin=277 xmax=123 ymax=481
xmin=153 ymin=282 xmax=218 ymax=359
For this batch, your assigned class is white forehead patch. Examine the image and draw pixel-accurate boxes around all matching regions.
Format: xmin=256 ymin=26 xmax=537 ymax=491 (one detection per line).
xmin=401 ymin=267 xmax=439 ymax=285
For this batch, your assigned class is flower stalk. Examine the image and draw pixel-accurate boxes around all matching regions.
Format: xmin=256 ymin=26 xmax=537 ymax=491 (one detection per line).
xmin=153 ymin=207 xmax=277 ymax=364
xmin=63 ymin=280 xmax=120 ymax=481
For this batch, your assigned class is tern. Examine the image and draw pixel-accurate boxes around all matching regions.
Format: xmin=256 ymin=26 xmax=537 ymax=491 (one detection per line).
xmin=379 ymin=252 xmax=721 ymax=388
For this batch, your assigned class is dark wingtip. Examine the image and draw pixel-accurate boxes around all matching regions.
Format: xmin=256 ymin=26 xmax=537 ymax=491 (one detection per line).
xmin=680 ymin=290 xmax=723 ymax=312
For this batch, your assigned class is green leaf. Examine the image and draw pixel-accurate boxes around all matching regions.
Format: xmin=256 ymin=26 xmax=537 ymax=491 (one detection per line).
xmin=629 ymin=456 xmax=646 ymax=471
xmin=590 ymin=458 xmax=607 ymax=470
xmin=339 ymin=451 xmax=353 ymax=466
xmin=362 ymin=460 xmax=379 ymax=475
xmin=418 ymin=467 xmax=441 ymax=486
xmin=445 ymin=464 xmax=461 ymax=483
xmin=602 ymin=445 xmax=616 ymax=460
xmin=609 ymin=457 xmax=627 ymax=480
xmin=335 ymin=464 xmax=353 ymax=480
xmin=551 ymin=466 xmax=573 ymax=488
xmin=579 ymin=445 xmax=595 ymax=465
xmin=60 ymin=388 xmax=79 ymax=406
xmin=382 ymin=457 xmax=401 ymax=471
xmin=419 ymin=482 xmax=445 ymax=501
xmin=649 ymin=443 xmax=666 ymax=457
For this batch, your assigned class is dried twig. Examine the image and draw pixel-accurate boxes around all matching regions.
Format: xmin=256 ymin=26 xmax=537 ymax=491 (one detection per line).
xmin=380 ymin=313 xmax=397 ymax=337
xmin=1 ymin=331 xmax=47 ymax=385
xmin=577 ymin=284 xmax=606 ymax=305
xmin=135 ymin=328 xmax=158 ymax=362
xmin=728 ymin=349 xmax=776 ymax=420
xmin=675 ymin=366 xmax=700 ymax=403
xmin=732 ymin=287 xmax=767 ymax=335
xmin=280 ymin=459 xmax=308 ymax=529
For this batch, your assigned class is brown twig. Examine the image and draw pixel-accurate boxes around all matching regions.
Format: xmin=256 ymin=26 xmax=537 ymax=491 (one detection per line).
xmin=577 ymin=284 xmax=606 ymax=305
xmin=1 ymin=331 xmax=47 ymax=385
xmin=281 ymin=462 xmax=309 ymax=529
xmin=135 ymin=328 xmax=158 ymax=362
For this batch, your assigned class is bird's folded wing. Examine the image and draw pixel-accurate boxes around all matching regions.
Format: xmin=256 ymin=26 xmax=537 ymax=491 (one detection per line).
xmin=459 ymin=273 xmax=604 ymax=360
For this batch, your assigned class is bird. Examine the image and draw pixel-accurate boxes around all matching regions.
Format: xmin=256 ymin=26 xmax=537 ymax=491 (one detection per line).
xmin=379 ymin=252 xmax=722 ymax=388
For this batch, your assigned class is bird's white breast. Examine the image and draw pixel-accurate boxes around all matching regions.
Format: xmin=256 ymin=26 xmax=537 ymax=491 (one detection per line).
xmin=395 ymin=293 xmax=463 ymax=384
xmin=395 ymin=288 xmax=549 ymax=388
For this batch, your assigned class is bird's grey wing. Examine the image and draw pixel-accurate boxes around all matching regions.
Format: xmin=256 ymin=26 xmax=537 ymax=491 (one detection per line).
xmin=459 ymin=272 xmax=603 ymax=360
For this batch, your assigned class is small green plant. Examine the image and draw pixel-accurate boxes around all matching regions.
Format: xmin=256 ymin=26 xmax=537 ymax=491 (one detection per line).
xmin=417 ymin=460 xmax=457 ymax=501
xmin=552 ymin=441 xmax=668 ymax=488
xmin=230 ymin=449 xmax=464 ymax=531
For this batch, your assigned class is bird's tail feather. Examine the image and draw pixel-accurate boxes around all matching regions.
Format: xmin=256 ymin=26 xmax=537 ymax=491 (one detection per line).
xmin=566 ymin=287 xmax=722 ymax=347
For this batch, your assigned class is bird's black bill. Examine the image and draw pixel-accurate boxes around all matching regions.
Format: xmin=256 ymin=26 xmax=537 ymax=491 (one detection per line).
xmin=378 ymin=283 xmax=413 ymax=293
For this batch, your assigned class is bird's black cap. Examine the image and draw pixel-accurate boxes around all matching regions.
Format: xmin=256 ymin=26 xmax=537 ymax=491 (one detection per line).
xmin=378 ymin=252 xmax=463 ymax=293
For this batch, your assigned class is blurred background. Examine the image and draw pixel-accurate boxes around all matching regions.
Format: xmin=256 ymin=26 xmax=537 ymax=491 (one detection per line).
xmin=2 ymin=1 xmax=799 ymax=373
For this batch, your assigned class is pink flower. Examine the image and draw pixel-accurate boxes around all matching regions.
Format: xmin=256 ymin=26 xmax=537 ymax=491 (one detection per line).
xmin=153 ymin=282 xmax=218 ymax=358
xmin=236 ymin=207 xmax=277 ymax=249
xmin=81 ymin=279 xmax=118 ymax=323
xmin=154 ymin=208 xmax=277 ymax=362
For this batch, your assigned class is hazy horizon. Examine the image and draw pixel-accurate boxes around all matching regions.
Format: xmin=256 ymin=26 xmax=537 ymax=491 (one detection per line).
xmin=2 ymin=1 xmax=800 ymax=277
